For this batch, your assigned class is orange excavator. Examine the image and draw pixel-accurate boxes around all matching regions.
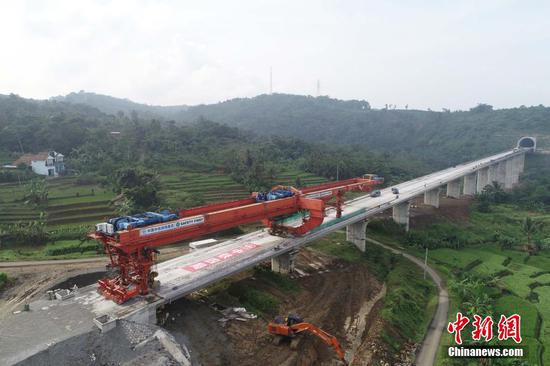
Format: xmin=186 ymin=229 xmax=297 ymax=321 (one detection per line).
xmin=268 ymin=314 xmax=348 ymax=365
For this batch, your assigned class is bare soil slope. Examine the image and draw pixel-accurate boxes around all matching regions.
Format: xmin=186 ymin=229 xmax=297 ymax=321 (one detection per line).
xmin=164 ymin=248 xmax=386 ymax=366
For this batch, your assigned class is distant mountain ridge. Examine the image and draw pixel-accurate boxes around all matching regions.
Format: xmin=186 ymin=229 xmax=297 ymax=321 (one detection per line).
xmin=52 ymin=91 xmax=550 ymax=167
xmin=52 ymin=91 xmax=188 ymax=120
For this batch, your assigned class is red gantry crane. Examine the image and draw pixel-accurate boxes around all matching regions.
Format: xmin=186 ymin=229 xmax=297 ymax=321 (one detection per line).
xmin=90 ymin=175 xmax=384 ymax=304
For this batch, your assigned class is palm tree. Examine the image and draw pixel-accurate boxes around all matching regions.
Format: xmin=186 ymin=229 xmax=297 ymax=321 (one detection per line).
xmin=23 ymin=179 xmax=48 ymax=206
xmin=522 ymin=217 xmax=544 ymax=253
xmin=462 ymin=293 xmax=491 ymax=317
xmin=482 ymin=181 xmax=506 ymax=203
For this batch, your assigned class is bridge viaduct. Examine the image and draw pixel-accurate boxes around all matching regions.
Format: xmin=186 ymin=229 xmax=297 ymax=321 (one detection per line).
xmin=0 ymin=137 xmax=537 ymax=365
xmin=341 ymin=136 xmax=535 ymax=258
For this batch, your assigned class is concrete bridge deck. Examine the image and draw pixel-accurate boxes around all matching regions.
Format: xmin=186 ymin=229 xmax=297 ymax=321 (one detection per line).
xmin=0 ymin=147 xmax=530 ymax=365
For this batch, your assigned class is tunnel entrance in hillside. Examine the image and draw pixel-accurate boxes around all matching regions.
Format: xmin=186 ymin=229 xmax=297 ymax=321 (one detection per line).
xmin=517 ymin=136 xmax=536 ymax=150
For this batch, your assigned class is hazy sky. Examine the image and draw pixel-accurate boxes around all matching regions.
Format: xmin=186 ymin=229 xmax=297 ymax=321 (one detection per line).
xmin=1 ymin=0 xmax=549 ymax=110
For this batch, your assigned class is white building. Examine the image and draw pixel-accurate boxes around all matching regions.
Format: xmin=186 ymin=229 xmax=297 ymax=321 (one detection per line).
xmin=14 ymin=151 xmax=66 ymax=177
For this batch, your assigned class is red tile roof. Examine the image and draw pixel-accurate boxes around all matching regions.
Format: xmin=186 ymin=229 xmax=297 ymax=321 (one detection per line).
xmin=13 ymin=152 xmax=50 ymax=166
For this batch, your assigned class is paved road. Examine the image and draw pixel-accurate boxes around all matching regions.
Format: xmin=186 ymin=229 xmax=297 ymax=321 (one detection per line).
xmin=366 ymin=238 xmax=448 ymax=366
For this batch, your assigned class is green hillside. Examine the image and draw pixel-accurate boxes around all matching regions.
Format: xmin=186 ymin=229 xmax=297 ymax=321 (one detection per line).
xmin=176 ymin=94 xmax=550 ymax=167
xmin=54 ymin=92 xmax=550 ymax=168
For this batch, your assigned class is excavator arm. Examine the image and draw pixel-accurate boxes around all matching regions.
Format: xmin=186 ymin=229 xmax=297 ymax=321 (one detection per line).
xmin=268 ymin=315 xmax=348 ymax=365
xmin=290 ymin=323 xmax=347 ymax=364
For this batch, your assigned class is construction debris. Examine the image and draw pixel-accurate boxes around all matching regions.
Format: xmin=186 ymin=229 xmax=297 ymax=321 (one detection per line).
xmin=218 ymin=307 xmax=257 ymax=324
xmin=50 ymin=285 xmax=79 ymax=301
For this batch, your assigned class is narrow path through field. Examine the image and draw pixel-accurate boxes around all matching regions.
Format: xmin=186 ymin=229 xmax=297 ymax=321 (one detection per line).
xmin=366 ymin=238 xmax=449 ymax=366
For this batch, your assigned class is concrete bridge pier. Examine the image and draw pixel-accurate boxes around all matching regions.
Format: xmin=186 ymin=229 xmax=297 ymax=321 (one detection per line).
xmin=271 ymin=250 xmax=297 ymax=274
xmin=424 ymin=188 xmax=440 ymax=208
xmin=476 ymin=167 xmax=489 ymax=193
xmin=496 ymin=162 xmax=507 ymax=185
xmin=511 ymin=156 xmax=521 ymax=186
xmin=504 ymin=158 xmax=517 ymax=190
xmin=346 ymin=220 xmax=368 ymax=252
xmin=392 ymin=201 xmax=410 ymax=232
xmin=463 ymin=173 xmax=477 ymax=196
xmin=487 ymin=164 xmax=498 ymax=186
xmin=517 ymin=153 xmax=525 ymax=174
xmin=446 ymin=179 xmax=461 ymax=199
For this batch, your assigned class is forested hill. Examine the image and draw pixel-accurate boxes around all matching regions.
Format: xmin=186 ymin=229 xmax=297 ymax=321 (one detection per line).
xmin=52 ymin=91 xmax=188 ymax=120
xmin=56 ymin=92 xmax=550 ymax=168
xmin=0 ymin=94 xmax=419 ymax=189
xmin=177 ymin=94 xmax=550 ymax=167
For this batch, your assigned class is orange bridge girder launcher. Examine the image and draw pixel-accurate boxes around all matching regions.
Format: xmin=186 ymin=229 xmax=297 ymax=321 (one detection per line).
xmin=89 ymin=175 xmax=384 ymax=304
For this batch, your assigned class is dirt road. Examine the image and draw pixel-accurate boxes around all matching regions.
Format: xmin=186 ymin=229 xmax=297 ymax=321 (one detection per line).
xmin=366 ymin=238 xmax=448 ymax=366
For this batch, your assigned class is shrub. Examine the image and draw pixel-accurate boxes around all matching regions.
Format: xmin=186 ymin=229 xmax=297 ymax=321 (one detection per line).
xmin=44 ymin=243 xmax=101 ymax=256
xmin=0 ymin=272 xmax=7 ymax=290
xmin=49 ymin=225 xmax=90 ymax=242
xmin=0 ymin=219 xmax=49 ymax=247
xmin=228 ymin=283 xmax=279 ymax=315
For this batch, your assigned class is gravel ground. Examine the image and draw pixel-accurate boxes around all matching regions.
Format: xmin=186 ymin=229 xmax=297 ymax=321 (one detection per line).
xmin=17 ymin=320 xmax=181 ymax=366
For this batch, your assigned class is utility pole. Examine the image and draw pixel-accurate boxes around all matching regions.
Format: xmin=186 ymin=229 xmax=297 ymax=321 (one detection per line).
xmin=270 ymin=67 xmax=273 ymax=94
xmin=424 ymin=247 xmax=428 ymax=280
xmin=336 ymin=161 xmax=344 ymax=181
xmin=316 ymin=79 xmax=320 ymax=96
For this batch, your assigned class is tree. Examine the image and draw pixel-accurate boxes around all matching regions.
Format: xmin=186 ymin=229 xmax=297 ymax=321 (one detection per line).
xmin=23 ymin=179 xmax=48 ymax=206
xmin=113 ymin=168 xmax=161 ymax=211
xmin=521 ymin=216 xmax=544 ymax=253
xmin=462 ymin=293 xmax=492 ymax=318
xmin=476 ymin=193 xmax=491 ymax=213
xmin=470 ymin=103 xmax=493 ymax=113
xmin=482 ymin=181 xmax=506 ymax=203
xmin=0 ymin=214 xmax=49 ymax=247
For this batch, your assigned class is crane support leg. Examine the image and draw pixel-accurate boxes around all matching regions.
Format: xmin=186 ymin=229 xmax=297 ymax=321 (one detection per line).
xmin=98 ymin=246 xmax=156 ymax=304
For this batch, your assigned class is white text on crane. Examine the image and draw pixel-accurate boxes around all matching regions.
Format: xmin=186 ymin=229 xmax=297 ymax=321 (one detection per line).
xmin=139 ymin=215 xmax=205 ymax=236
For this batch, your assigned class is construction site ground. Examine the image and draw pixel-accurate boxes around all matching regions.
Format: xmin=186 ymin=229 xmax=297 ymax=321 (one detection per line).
xmin=0 ymin=246 xmax=394 ymax=366
xmin=0 ymin=198 xmax=454 ymax=365
xmin=162 ymin=247 xmax=388 ymax=366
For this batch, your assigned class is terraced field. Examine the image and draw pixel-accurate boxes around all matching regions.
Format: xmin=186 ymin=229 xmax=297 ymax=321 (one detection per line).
xmin=427 ymin=245 xmax=548 ymax=365
xmin=159 ymin=172 xmax=250 ymax=206
xmin=0 ymin=177 xmax=115 ymax=228
xmin=274 ymin=169 xmax=327 ymax=187
xmin=1 ymin=168 xmax=327 ymax=260
xmin=159 ymin=169 xmax=327 ymax=206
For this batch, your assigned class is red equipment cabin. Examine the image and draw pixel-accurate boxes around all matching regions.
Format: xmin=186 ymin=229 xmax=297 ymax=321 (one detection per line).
xmin=89 ymin=175 xmax=383 ymax=304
